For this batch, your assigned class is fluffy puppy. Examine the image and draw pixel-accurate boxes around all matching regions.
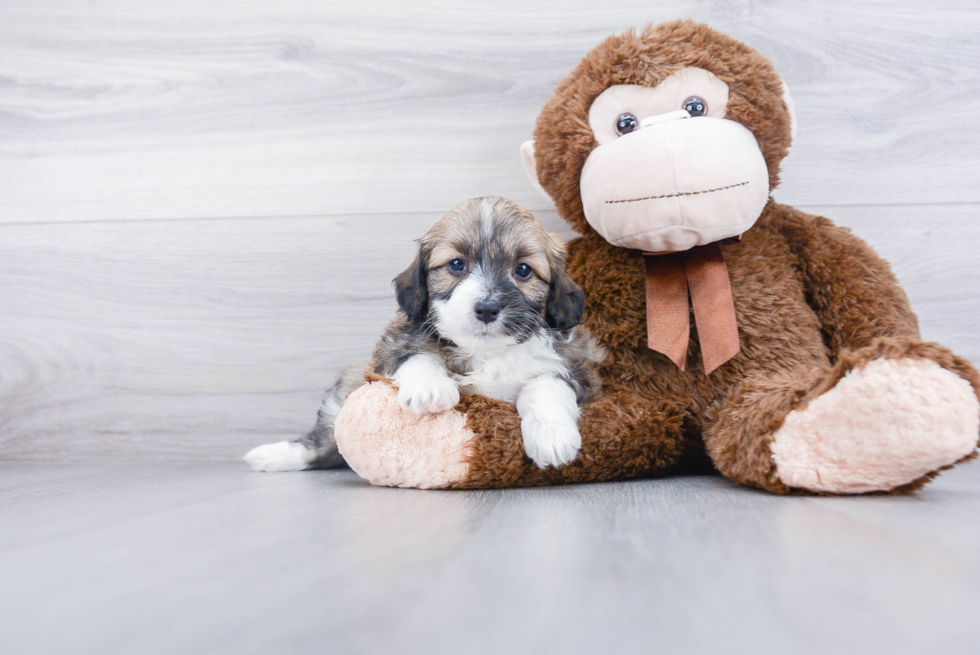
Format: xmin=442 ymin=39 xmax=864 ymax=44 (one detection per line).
xmin=245 ymin=196 xmax=604 ymax=472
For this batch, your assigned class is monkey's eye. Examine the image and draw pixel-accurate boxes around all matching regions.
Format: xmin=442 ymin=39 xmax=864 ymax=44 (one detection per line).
xmin=449 ymin=258 xmax=467 ymax=273
xmin=683 ymin=96 xmax=708 ymax=117
xmin=514 ymin=263 xmax=532 ymax=279
xmin=615 ymin=112 xmax=639 ymax=136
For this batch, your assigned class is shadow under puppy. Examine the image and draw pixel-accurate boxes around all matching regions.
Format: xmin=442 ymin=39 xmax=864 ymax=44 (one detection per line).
xmin=246 ymin=196 xmax=604 ymax=472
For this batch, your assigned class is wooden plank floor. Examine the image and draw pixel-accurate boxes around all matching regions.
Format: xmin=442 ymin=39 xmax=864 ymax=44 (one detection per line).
xmin=2 ymin=461 xmax=979 ymax=654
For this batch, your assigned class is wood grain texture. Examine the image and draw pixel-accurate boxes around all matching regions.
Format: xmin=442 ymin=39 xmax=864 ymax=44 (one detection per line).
xmin=1 ymin=461 xmax=979 ymax=654
xmin=1 ymin=204 xmax=977 ymax=461
xmin=3 ymin=8 xmax=978 ymax=649
xmin=1 ymin=1 xmax=979 ymax=223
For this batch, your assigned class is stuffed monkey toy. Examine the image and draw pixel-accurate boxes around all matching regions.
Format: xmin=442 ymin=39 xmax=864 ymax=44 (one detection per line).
xmin=333 ymin=20 xmax=980 ymax=494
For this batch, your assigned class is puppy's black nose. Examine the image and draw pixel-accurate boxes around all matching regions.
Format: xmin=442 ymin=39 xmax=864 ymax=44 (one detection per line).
xmin=474 ymin=299 xmax=501 ymax=324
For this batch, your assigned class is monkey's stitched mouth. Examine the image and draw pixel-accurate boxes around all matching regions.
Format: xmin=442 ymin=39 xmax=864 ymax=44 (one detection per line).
xmin=605 ymin=181 xmax=750 ymax=205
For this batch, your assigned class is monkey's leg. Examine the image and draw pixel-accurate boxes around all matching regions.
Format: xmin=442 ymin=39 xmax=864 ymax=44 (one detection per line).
xmin=704 ymin=338 xmax=980 ymax=495
xmin=333 ymin=380 xmax=693 ymax=489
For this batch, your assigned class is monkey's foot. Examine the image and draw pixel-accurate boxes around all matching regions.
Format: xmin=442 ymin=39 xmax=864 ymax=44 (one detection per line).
xmin=334 ymin=381 xmax=474 ymax=489
xmin=771 ymin=357 xmax=979 ymax=493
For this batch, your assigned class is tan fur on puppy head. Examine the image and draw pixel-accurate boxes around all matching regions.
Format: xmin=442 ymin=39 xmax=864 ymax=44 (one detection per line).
xmin=394 ymin=196 xmax=584 ymax=331
xmin=430 ymin=197 xmax=564 ymax=266
xmin=533 ymin=20 xmax=793 ymax=236
xmin=423 ymin=196 xmax=570 ymax=295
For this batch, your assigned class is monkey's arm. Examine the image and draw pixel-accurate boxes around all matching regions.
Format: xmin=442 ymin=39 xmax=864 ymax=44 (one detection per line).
xmin=772 ymin=203 xmax=921 ymax=355
xmin=332 ymin=380 xmax=694 ymax=489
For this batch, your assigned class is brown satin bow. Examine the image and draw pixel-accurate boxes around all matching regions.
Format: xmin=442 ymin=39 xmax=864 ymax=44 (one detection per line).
xmin=643 ymin=242 xmax=740 ymax=374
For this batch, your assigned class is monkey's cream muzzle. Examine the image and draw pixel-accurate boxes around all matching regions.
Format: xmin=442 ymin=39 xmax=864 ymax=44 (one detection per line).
xmin=579 ymin=111 xmax=770 ymax=254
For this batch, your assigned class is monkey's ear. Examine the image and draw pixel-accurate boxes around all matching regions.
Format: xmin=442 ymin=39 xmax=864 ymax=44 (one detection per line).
xmin=781 ymin=81 xmax=798 ymax=143
xmin=520 ymin=140 xmax=555 ymax=204
xmin=546 ymin=263 xmax=586 ymax=331
xmin=393 ymin=246 xmax=428 ymax=323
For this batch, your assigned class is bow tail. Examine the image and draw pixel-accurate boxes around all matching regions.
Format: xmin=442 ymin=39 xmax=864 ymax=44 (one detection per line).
xmin=686 ymin=243 xmax=740 ymax=374
xmin=644 ymin=254 xmax=691 ymax=370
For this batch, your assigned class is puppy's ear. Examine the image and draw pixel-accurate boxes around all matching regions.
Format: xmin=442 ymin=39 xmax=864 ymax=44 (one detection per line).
xmin=546 ymin=261 xmax=585 ymax=330
xmin=393 ymin=245 xmax=429 ymax=323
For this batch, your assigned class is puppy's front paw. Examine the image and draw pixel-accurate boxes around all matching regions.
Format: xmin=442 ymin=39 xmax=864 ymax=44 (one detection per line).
xmin=521 ymin=416 xmax=581 ymax=468
xmin=397 ymin=374 xmax=460 ymax=415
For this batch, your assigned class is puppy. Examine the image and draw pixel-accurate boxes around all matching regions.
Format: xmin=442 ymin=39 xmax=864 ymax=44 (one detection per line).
xmin=245 ymin=196 xmax=604 ymax=472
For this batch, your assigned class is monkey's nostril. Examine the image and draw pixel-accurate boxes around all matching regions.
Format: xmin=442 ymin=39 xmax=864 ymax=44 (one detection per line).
xmin=474 ymin=299 xmax=501 ymax=324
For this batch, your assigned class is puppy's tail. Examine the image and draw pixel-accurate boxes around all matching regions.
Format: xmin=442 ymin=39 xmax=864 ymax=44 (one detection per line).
xmin=244 ymin=365 xmax=366 ymax=472
xmin=243 ymin=438 xmax=330 ymax=472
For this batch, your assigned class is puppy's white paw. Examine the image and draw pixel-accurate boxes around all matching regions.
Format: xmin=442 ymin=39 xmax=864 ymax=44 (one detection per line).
xmin=244 ymin=441 xmax=314 ymax=472
xmin=521 ymin=416 xmax=581 ymax=468
xmin=392 ymin=353 xmax=460 ymax=415
xmin=397 ymin=374 xmax=460 ymax=415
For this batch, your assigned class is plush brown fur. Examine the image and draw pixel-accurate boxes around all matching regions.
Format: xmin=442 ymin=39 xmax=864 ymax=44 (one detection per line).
xmin=441 ymin=20 xmax=980 ymax=493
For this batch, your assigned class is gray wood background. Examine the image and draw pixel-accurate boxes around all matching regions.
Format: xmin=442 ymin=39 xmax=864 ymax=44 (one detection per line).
xmin=2 ymin=0 xmax=979 ymax=461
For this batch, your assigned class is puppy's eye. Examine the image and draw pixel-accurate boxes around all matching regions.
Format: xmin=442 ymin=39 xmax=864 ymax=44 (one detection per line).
xmin=448 ymin=258 xmax=467 ymax=273
xmin=514 ymin=263 xmax=532 ymax=279
xmin=683 ymin=96 xmax=708 ymax=117
xmin=615 ymin=112 xmax=638 ymax=136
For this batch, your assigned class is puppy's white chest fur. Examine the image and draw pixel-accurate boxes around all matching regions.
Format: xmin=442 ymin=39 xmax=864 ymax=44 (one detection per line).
xmin=454 ymin=334 xmax=568 ymax=404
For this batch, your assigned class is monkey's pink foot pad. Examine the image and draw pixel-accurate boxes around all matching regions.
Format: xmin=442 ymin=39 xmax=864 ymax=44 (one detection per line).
xmin=334 ymin=381 xmax=474 ymax=489
xmin=772 ymin=358 xmax=979 ymax=493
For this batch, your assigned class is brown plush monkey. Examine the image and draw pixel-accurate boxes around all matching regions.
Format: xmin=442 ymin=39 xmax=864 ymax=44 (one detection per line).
xmin=334 ymin=20 xmax=980 ymax=494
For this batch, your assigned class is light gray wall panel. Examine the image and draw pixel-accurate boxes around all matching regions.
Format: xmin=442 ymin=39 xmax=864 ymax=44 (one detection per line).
xmin=1 ymin=1 xmax=979 ymax=223
xmin=1 ymin=204 xmax=976 ymax=461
